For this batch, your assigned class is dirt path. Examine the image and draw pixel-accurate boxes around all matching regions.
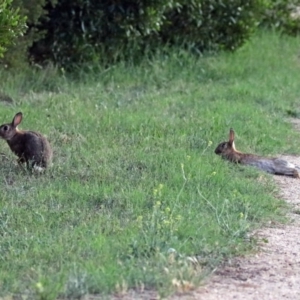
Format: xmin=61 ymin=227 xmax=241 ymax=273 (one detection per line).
xmin=190 ymin=155 xmax=300 ymax=300
xmin=110 ymin=121 xmax=300 ymax=300
xmin=175 ymin=121 xmax=300 ymax=300
xmin=111 ymin=156 xmax=300 ymax=300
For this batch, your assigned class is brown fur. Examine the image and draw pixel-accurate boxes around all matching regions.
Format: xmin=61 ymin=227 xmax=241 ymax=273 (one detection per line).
xmin=0 ymin=112 xmax=52 ymax=169
xmin=215 ymin=128 xmax=299 ymax=178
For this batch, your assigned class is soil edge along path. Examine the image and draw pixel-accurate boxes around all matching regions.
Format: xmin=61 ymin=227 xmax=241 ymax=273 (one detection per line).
xmin=110 ymin=121 xmax=300 ymax=300
xmin=192 ymin=153 xmax=300 ymax=300
xmin=111 ymin=156 xmax=300 ymax=300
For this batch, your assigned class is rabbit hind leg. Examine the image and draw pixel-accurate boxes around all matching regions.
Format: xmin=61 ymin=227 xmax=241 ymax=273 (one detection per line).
xmin=16 ymin=157 xmax=27 ymax=172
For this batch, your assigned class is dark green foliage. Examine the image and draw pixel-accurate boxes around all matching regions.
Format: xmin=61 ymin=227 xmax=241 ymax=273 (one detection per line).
xmin=31 ymin=0 xmax=262 ymax=68
xmin=0 ymin=0 xmax=27 ymax=58
xmin=161 ymin=0 xmax=261 ymax=51
xmin=260 ymin=0 xmax=300 ymax=35
xmin=30 ymin=1 xmax=177 ymax=66
xmin=1 ymin=0 xmax=57 ymax=68
xmin=3 ymin=0 xmax=300 ymax=69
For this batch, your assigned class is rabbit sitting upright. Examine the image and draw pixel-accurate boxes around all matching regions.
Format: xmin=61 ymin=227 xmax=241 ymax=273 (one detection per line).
xmin=215 ymin=128 xmax=300 ymax=178
xmin=0 ymin=112 xmax=52 ymax=171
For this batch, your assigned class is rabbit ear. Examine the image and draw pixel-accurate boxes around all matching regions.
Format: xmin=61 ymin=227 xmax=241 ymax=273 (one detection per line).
xmin=228 ymin=128 xmax=235 ymax=146
xmin=12 ymin=112 xmax=23 ymax=127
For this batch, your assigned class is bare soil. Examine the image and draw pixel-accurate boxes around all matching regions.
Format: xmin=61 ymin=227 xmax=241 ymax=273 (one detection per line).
xmin=109 ymin=120 xmax=300 ymax=300
xmin=173 ymin=120 xmax=300 ymax=299
xmin=110 ymin=155 xmax=300 ymax=300
xmin=192 ymin=155 xmax=300 ymax=300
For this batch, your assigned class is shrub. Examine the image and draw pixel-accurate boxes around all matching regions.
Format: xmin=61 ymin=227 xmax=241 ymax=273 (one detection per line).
xmin=31 ymin=0 xmax=262 ymax=68
xmin=30 ymin=1 xmax=179 ymax=67
xmin=161 ymin=0 xmax=262 ymax=52
xmin=260 ymin=0 xmax=300 ymax=35
xmin=1 ymin=0 xmax=57 ymax=68
xmin=0 ymin=0 xmax=27 ymax=58
xmin=3 ymin=0 xmax=300 ymax=70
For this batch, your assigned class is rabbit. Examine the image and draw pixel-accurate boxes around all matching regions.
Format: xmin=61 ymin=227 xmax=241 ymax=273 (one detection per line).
xmin=215 ymin=128 xmax=300 ymax=178
xmin=0 ymin=112 xmax=52 ymax=171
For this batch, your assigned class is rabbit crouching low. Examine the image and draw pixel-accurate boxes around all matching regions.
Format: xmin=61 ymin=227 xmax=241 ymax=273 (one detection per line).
xmin=215 ymin=128 xmax=300 ymax=178
xmin=0 ymin=112 xmax=52 ymax=170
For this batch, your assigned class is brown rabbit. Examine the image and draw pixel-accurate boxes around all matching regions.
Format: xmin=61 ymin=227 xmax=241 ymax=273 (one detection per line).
xmin=0 ymin=112 xmax=52 ymax=170
xmin=215 ymin=128 xmax=300 ymax=178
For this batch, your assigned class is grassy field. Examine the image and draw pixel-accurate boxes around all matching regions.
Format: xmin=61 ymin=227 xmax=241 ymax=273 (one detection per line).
xmin=0 ymin=31 xmax=299 ymax=299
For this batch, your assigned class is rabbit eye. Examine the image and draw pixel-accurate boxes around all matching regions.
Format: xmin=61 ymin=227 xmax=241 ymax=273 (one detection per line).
xmin=3 ymin=125 xmax=8 ymax=131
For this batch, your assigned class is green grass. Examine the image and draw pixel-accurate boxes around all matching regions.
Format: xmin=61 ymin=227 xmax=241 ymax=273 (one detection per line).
xmin=0 ymin=31 xmax=300 ymax=298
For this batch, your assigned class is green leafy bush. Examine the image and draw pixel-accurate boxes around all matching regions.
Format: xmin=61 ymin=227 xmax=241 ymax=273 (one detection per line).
xmin=31 ymin=0 xmax=262 ymax=68
xmin=161 ymin=0 xmax=261 ymax=51
xmin=260 ymin=0 xmax=300 ymax=35
xmin=1 ymin=0 xmax=57 ymax=68
xmin=0 ymin=0 xmax=27 ymax=58
xmin=30 ymin=1 xmax=179 ymax=67
xmin=3 ymin=0 xmax=300 ymax=69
